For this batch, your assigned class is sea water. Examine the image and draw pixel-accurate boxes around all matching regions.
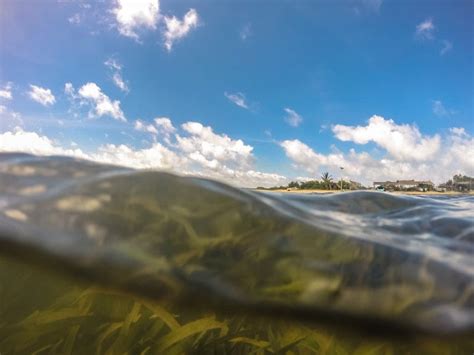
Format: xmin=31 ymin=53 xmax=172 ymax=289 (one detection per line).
xmin=0 ymin=153 xmax=472 ymax=354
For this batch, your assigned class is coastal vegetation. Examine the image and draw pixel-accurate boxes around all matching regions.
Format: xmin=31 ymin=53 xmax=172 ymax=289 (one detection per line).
xmin=258 ymin=173 xmax=474 ymax=193
xmin=258 ymin=172 xmax=362 ymax=191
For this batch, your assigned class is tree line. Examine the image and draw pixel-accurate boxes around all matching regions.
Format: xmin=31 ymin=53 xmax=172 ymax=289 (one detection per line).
xmin=258 ymin=172 xmax=358 ymax=191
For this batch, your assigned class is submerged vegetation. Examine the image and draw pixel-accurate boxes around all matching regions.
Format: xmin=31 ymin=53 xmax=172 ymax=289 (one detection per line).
xmin=0 ymin=154 xmax=473 ymax=354
xmin=1 ymin=257 xmax=472 ymax=355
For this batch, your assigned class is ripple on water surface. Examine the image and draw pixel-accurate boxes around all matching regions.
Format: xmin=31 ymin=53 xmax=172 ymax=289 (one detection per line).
xmin=0 ymin=153 xmax=473 ymax=354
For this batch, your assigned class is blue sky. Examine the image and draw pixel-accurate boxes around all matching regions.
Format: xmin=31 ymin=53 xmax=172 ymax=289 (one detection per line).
xmin=0 ymin=0 xmax=473 ymax=186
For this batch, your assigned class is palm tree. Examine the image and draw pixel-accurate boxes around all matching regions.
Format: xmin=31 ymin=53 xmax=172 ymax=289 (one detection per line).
xmin=321 ymin=172 xmax=333 ymax=190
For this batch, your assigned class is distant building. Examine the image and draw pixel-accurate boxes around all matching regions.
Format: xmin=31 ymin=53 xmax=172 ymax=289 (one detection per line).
xmin=453 ymin=181 xmax=472 ymax=191
xmin=453 ymin=175 xmax=473 ymax=191
xmin=441 ymin=175 xmax=474 ymax=192
xmin=373 ymin=180 xmax=434 ymax=190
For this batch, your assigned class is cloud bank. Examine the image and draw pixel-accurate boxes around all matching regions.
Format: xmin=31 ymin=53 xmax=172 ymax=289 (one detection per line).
xmin=281 ymin=115 xmax=473 ymax=184
xmin=1 ymin=114 xmax=472 ymax=187
xmin=0 ymin=119 xmax=286 ymax=188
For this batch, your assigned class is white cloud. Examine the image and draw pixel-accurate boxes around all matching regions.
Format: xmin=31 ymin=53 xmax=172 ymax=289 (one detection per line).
xmin=173 ymin=121 xmax=287 ymax=185
xmin=0 ymin=82 xmax=12 ymax=100
xmin=280 ymin=137 xmax=472 ymax=185
xmin=281 ymin=117 xmax=473 ymax=184
xmin=0 ymin=127 xmax=179 ymax=171
xmin=177 ymin=122 xmax=254 ymax=170
xmin=0 ymin=127 xmax=87 ymax=158
xmin=76 ymin=82 xmax=126 ymax=121
xmin=154 ymin=117 xmax=175 ymax=133
xmin=3 ymin=116 xmax=470 ymax=187
xmin=132 ymin=117 xmax=177 ymax=148
xmin=279 ymin=140 xmax=364 ymax=177
xmin=104 ymin=58 xmax=122 ymax=71
xmin=415 ymin=19 xmax=453 ymax=55
xmin=280 ymin=139 xmax=328 ymax=173
xmin=443 ymin=129 xmax=474 ymax=172
xmin=193 ymin=169 xmax=288 ymax=189
xmin=224 ymin=92 xmax=249 ymax=109
xmin=112 ymin=0 xmax=160 ymax=40
xmin=154 ymin=116 xmax=176 ymax=138
xmin=102 ymin=131 xmax=287 ymax=185
xmin=134 ymin=120 xmax=158 ymax=134
xmin=28 ymin=85 xmax=56 ymax=106
xmin=112 ymin=73 xmax=128 ymax=92
xmin=110 ymin=1 xmax=200 ymax=51
xmin=440 ymin=40 xmax=453 ymax=55
xmin=332 ymin=115 xmax=440 ymax=161
xmin=432 ymin=100 xmax=455 ymax=117
xmin=415 ymin=18 xmax=435 ymax=40
xmin=0 ymin=122 xmax=286 ymax=188
xmin=134 ymin=117 xmax=176 ymax=142
xmin=92 ymin=142 xmax=182 ymax=170
xmin=284 ymin=108 xmax=303 ymax=127
xmin=449 ymin=127 xmax=467 ymax=137
xmin=105 ymin=58 xmax=129 ymax=93
xmin=163 ymin=8 xmax=199 ymax=51
xmin=64 ymin=82 xmax=75 ymax=96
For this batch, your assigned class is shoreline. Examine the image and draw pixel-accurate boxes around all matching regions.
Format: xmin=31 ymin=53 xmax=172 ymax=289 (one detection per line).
xmin=255 ymin=189 xmax=473 ymax=195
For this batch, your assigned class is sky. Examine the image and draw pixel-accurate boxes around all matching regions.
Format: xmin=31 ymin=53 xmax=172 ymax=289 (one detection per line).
xmin=0 ymin=0 xmax=473 ymax=187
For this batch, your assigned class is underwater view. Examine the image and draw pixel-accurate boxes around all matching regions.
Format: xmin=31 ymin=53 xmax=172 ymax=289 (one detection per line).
xmin=0 ymin=153 xmax=473 ymax=354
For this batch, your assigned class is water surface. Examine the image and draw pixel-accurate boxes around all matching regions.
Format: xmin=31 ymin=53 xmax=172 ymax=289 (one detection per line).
xmin=0 ymin=153 xmax=472 ymax=354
